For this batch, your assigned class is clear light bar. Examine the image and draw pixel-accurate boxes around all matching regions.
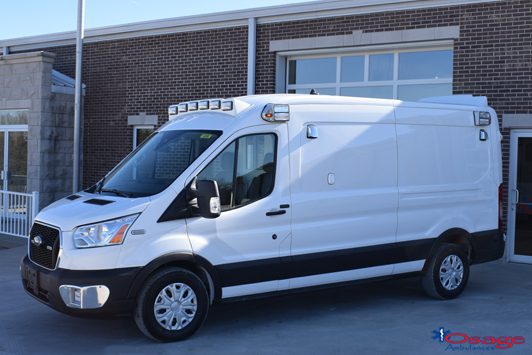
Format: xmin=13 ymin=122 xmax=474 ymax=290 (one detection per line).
xmin=168 ymin=105 xmax=178 ymax=115
xmin=221 ymin=101 xmax=233 ymax=111
xmin=199 ymin=100 xmax=209 ymax=110
xmin=188 ymin=101 xmax=198 ymax=111
xmin=210 ymin=100 xmax=221 ymax=110
xmin=178 ymin=103 xmax=188 ymax=113
xmin=170 ymin=98 xmax=235 ymax=115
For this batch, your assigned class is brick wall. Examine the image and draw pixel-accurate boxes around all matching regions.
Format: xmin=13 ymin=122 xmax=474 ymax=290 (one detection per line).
xmin=18 ymin=0 xmax=532 ymax=230
xmin=255 ymin=0 xmax=532 ymax=230
xmin=29 ymin=26 xmax=248 ymax=187
xmin=153 ymin=139 xmax=192 ymax=179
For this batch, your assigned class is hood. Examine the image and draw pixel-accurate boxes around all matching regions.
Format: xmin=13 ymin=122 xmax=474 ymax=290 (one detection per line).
xmin=36 ymin=191 xmax=151 ymax=231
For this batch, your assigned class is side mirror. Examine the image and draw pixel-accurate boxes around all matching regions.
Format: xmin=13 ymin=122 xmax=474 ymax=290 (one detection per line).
xmin=196 ymin=179 xmax=221 ymax=219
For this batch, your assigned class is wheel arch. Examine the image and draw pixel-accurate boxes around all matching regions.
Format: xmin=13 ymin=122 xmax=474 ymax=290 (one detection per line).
xmin=423 ymin=228 xmax=473 ymax=272
xmin=128 ymin=253 xmax=221 ymax=303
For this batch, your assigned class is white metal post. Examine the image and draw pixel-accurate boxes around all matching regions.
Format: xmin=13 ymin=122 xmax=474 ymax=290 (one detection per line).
xmin=73 ymin=0 xmax=85 ymax=193
xmin=247 ymin=17 xmax=256 ymax=96
xmin=31 ymin=191 xmax=39 ymax=222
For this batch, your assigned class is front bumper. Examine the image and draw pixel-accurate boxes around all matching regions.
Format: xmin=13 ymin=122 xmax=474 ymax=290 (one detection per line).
xmin=21 ymin=255 xmax=140 ymax=317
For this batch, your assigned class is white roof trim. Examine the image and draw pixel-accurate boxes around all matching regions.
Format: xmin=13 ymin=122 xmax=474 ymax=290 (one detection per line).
xmin=270 ymin=26 xmax=459 ymax=52
xmin=418 ymin=95 xmax=488 ymax=107
xmin=1 ymin=0 xmax=501 ymax=51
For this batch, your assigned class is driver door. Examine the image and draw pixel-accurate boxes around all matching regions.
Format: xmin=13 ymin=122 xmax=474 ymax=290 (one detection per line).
xmin=185 ymin=124 xmax=291 ymax=299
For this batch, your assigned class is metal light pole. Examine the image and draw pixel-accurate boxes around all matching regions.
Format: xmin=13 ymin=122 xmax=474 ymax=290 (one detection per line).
xmin=73 ymin=0 xmax=85 ymax=193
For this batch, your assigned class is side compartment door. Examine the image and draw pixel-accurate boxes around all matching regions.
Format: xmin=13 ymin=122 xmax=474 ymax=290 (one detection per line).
xmin=287 ymin=105 xmax=398 ymax=289
xmin=186 ymin=124 xmax=291 ymax=298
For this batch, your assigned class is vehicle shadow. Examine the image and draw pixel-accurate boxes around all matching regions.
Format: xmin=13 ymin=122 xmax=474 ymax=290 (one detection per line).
xmin=12 ymin=275 xmax=431 ymax=354
xmin=203 ymin=276 xmax=424 ymax=333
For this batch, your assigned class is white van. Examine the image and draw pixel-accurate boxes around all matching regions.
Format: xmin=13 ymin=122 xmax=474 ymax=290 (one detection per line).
xmin=21 ymin=94 xmax=504 ymax=341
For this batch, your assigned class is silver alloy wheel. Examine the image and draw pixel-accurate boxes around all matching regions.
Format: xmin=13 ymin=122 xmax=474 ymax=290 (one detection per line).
xmin=439 ymin=255 xmax=464 ymax=291
xmin=154 ymin=283 xmax=198 ymax=331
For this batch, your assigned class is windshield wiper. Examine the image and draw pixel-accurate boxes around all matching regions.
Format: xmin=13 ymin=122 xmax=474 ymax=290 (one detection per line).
xmin=100 ymin=188 xmax=131 ymax=198
xmin=95 ymin=176 xmax=106 ymax=194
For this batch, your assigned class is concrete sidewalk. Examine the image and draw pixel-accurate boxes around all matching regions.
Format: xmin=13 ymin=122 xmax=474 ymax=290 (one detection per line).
xmin=1 ymin=242 xmax=531 ymax=354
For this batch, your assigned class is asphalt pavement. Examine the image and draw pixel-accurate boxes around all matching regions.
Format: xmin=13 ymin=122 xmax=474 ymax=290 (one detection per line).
xmin=1 ymin=238 xmax=531 ymax=354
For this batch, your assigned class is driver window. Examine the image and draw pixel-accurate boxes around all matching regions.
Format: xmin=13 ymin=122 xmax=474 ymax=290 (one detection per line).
xmin=197 ymin=133 xmax=276 ymax=211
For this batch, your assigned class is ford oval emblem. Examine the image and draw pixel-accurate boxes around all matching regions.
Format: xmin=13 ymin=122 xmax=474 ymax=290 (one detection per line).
xmin=32 ymin=235 xmax=43 ymax=247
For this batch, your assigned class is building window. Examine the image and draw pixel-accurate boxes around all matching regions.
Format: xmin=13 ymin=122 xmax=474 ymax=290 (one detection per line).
xmin=0 ymin=110 xmax=28 ymax=125
xmin=133 ymin=125 xmax=155 ymax=149
xmin=286 ymin=48 xmax=453 ymax=101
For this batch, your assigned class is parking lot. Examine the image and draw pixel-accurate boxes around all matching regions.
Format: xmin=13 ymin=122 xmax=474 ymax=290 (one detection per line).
xmin=1 ymin=239 xmax=531 ymax=354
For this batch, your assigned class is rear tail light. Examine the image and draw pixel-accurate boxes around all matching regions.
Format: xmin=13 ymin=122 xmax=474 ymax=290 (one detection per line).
xmin=498 ymin=183 xmax=503 ymax=230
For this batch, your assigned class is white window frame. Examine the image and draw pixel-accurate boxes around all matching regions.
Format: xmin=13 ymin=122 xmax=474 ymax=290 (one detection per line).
xmin=285 ymin=45 xmax=453 ymax=99
xmin=133 ymin=125 xmax=154 ymax=149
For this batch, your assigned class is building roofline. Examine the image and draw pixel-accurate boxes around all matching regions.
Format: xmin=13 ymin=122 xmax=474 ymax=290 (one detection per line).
xmin=1 ymin=0 xmax=501 ymax=51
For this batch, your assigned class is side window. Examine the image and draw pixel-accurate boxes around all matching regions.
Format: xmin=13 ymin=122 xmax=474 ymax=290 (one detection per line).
xmin=197 ymin=142 xmax=236 ymax=209
xmin=197 ymin=133 xmax=276 ymax=211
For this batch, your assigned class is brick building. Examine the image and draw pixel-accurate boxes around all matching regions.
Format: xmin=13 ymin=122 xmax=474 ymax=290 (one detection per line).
xmin=0 ymin=0 xmax=531 ymax=259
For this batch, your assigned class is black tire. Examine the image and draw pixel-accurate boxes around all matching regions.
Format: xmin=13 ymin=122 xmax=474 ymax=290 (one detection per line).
xmin=422 ymin=243 xmax=470 ymax=300
xmin=134 ymin=267 xmax=209 ymax=342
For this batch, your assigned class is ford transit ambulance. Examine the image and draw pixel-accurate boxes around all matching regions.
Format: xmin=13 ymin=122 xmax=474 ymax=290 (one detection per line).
xmin=21 ymin=94 xmax=504 ymax=341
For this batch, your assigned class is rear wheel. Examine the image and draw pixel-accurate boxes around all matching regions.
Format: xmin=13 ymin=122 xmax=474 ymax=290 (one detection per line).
xmin=134 ymin=267 xmax=209 ymax=341
xmin=422 ymin=243 xmax=470 ymax=299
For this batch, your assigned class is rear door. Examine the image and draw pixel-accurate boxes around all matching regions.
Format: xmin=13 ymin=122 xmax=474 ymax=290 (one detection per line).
xmin=186 ymin=124 xmax=292 ymax=298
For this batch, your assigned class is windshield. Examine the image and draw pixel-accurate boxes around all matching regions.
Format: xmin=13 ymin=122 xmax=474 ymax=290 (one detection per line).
xmin=94 ymin=130 xmax=221 ymax=197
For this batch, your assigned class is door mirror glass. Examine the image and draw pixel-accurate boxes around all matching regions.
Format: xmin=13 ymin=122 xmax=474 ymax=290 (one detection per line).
xmin=196 ymin=179 xmax=221 ymax=219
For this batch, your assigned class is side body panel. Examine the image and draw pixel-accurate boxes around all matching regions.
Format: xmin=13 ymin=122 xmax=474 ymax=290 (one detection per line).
xmin=287 ymin=104 xmax=399 ymax=288
xmin=395 ymin=106 xmax=499 ymax=247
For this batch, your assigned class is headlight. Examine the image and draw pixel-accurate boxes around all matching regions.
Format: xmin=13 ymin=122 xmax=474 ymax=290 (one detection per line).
xmin=73 ymin=214 xmax=139 ymax=249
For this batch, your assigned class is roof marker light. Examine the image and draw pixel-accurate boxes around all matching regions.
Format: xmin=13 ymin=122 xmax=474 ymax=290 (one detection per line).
xmin=178 ymin=103 xmax=188 ymax=113
xmin=168 ymin=105 xmax=178 ymax=116
xmin=221 ymin=101 xmax=233 ymax=111
xmin=474 ymin=111 xmax=491 ymax=126
xmin=188 ymin=101 xmax=198 ymax=111
xmin=199 ymin=100 xmax=209 ymax=110
xmin=261 ymin=104 xmax=290 ymax=122
xmin=210 ymin=100 xmax=221 ymax=110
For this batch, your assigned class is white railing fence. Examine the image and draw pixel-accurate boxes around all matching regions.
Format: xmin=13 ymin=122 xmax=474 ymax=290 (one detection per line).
xmin=0 ymin=191 xmax=39 ymax=238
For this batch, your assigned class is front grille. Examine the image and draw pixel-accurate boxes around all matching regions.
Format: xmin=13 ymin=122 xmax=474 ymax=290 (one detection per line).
xmin=29 ymin=223 xmax=60 ymax=270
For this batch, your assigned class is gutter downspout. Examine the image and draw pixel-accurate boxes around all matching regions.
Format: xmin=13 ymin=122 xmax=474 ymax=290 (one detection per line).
xmin=247 ymin=17 xmax=256 ymax=96
xmin=73 ymin=0 xmax=85 ymax=193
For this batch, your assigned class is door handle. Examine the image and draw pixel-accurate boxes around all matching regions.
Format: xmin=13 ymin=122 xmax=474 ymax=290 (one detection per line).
xmin=514 ymin=189 xmax=520 ymax=205
xmin=266 ymin=209 xmax=286 ymax=216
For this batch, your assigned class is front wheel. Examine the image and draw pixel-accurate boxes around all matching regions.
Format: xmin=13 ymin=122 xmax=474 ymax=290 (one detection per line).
xmin=422 ymin=243 xmax=470 ymax=300
xmin=134 ymin=267 xmax=209 ymax=341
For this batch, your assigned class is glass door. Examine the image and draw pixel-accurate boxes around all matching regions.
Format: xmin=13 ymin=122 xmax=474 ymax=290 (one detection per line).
xmin=7 ymin=131 xmax=28 ymax=192
xmin=0 ymin=129 xmax=27 ymax=192
xmin=508 ymin=132 xmax=532 ymax=263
